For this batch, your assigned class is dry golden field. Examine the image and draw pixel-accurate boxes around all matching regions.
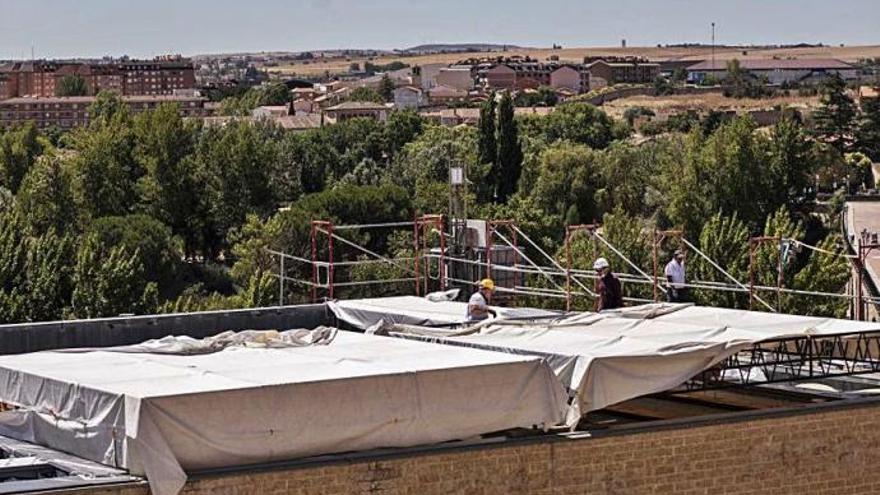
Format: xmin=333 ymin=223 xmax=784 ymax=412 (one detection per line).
xmin=601 ymin=92 xmax=822 ymax=119
xmin=268 ymin=44 xmax=880 ymax=77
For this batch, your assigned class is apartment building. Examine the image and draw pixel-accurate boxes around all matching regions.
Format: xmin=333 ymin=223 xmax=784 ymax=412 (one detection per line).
xmin=585 ymin=58 xmax=661 ymax=86
xmin=483 ymin=62 xmax=587 ymax=92
xmin=0 ymin=95 xmax=209 ymax=129
xmin=0 ymin=57 xmax=196 ymax=99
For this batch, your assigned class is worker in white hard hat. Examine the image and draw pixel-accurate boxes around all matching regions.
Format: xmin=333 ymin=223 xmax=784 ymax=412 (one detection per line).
xmin=467 ymin=278 xmax=498 ymax=321
xmin=593 ymin=258 xmax=622 ymax=311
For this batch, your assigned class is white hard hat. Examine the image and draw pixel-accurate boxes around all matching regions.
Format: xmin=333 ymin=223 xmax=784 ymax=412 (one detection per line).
xmin=593 ymin=257 xmax=610 ymax=270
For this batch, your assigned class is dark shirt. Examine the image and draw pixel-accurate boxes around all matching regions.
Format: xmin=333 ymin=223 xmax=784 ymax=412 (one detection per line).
xmin=596 ymin=272 xmax=623 ymax=311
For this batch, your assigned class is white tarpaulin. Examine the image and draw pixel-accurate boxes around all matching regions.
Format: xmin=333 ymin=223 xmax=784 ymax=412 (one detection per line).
xmin=328 ymin=295 xmax=560 ymax=329
xmin=0 ymin=329 xmax=567 ymax=495
xmin=368 ymin=302 xmax=880 ymax=425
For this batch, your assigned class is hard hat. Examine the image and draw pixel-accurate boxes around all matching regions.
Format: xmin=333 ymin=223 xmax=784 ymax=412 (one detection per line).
xmin=593 ymin=258 xmax=610 ymax=270
xmin=479 ymin=278 xmax=496 ymax=291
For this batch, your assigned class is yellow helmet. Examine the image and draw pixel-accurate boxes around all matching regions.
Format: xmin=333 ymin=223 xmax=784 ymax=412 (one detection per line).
xmin=479 ymin=279 xmax=496 ymax=291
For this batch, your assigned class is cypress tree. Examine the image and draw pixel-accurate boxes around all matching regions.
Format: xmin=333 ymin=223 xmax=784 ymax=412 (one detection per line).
xmin=478 ymin=95 xmax=496 ymax=167
xmin=495 ymin=91 xmax=523 ymax=202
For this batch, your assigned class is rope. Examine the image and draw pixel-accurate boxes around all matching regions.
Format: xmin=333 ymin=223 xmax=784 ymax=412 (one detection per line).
xmin=316 ymin=228 xmax=418 ymax=276
xmin=510 ymin=225 xmax=598 ymax=297
xmin=593 ymin=232 xmax=667 ymax=294
xmin=331 ymin=221 xmax=416 ymax=231
xmin=491 ymin=229 xmax=573 ymax=295
xmin=789 ymin=239 xmax=858 ymax=259
xmin=681 ymin=238 xmax=776 ymax=312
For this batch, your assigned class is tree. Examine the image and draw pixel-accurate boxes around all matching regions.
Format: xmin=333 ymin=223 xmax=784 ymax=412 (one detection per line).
xmin=55 ymin=73 xmax=88 ymax=96
xmin=691 ymin=213 xmax=750 ymax=308
xmin=494 ymin=91 xmax=523 ymax=202
xmin=478 ymin=96 xmax=497 ymax=169
xmin=378 ymin=74 xmax=395 ymax=102
xmin=349 ymin=87 xmax=384 ymax=103
xmin=857 ymin=94 xmax=880 ymax=161
xmin=133 ymin=103 xmax=202 ymax=254
xmin=20 ymin=230 xmax=75 ymax=322
xmin=530 ymin=141 xmax=601 ymax=223
xmin=70 ymin=234 xmax=157 ymax=319
xmin=15 ymin=156 xmax=77 ymax=236
xmin=535 ymin=102 xmax=620 ymax=149
xmin=813 ymin=74 xmax=857 ymax=152
xmin=0 ymin=121 xmax=44 ymax=194
xmin=767 ymin=116 xmax=815 ymax=211
xmin=68 ymin=105 xmax=140 ymax=221
xmin=88 ymin=214 xmax=182 ymax=295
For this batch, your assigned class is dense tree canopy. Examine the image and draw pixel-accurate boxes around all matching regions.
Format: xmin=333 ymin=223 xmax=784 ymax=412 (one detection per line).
xmin=0 ymin=84 xmax=874 ymax=322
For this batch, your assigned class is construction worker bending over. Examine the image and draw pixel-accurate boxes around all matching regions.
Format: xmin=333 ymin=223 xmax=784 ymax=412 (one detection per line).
xmin=594 ymin=258 xmax=623 ymax=311
xmin=665 ymin=249 xmax=689 ymax=303
xmin=467 ymin=279 xmax=498 ymax=321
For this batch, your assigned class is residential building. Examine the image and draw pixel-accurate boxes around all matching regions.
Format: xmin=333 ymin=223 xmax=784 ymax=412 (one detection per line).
xmin=482 ymin=62 xmax=588 ymax=93
xmin=549 ymin=65 xmax=581 ymax=92
xmin=252 ymin=105 xmax=289 ymax=119
xmin=322 ymin=101 xmax=390 ymax=123
xmin=435 ymin=67 xmax=474 ymax=91
xmin=586 ymin=59 xmax=661 ymax=86
xmin=0 ymin=57 xmax=196 ymax=99
xmin=393 ymin=86 xmax=424 ymax=109
xmin=686 ymin=58 xmax=858 ymax=85
xmin=0 ymin=95 xmax=208 ymax=129
xmin=427 ymin=85 xmax=469 ymax=105
xmin=859 ymin=85 xmax=880 ymax=103
xmin=484 ymin=64 xmax=517 ymax=91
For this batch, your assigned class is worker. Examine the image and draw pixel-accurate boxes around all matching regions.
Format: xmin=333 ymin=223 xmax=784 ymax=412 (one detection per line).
xmin=594 ymin=258 xmax=622 ymax=311
xmin=467 ymin=279 xmax=498 ymax=321
xmin=665 ymin=249 xmax=689 ymax=303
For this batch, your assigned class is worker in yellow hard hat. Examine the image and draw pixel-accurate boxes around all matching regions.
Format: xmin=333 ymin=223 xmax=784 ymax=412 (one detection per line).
xmin=467 ymin=278 xmax=498 ymax=321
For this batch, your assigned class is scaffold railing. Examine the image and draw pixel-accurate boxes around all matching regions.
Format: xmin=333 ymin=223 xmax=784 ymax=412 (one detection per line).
xmin=263 ymin=218 xmax=880 ymax=316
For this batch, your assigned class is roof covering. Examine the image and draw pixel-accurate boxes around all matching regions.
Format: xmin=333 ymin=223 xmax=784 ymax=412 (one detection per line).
xmin=0 ymin=328 xmax=566 ymax=495
xmin=686 ymin=58 xmax=855 ymax=71
xmin=340 ymin=299 xmax=880 ymax=425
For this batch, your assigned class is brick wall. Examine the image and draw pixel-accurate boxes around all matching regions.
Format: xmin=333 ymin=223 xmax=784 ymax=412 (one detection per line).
xmin=77 ymin=400 xmax=880 ymax=495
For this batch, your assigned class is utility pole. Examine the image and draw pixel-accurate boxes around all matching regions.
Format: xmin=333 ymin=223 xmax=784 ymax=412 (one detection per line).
xmin=711 ymin=22 xmax=716 ymax=72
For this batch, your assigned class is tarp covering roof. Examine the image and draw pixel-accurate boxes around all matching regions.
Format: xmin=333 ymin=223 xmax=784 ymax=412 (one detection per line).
xmin=328 ymin=295 xmax=560 ymax=329
xmin=344 ymin=299 xmax=880 ymax=425
xmin=0 ymin=328 xmax=567 ymax=495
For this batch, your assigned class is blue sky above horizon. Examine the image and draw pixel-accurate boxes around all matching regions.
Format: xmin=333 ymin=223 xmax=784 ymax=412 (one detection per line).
xmin=1 ymin=0 xmax=878 ymax=59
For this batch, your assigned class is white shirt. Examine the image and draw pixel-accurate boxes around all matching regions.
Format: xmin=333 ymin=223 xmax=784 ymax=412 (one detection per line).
xmin=467 ymin=291 xmax=489 ymax=320
xmin=665 ymin=259 xmax=686 ymax=287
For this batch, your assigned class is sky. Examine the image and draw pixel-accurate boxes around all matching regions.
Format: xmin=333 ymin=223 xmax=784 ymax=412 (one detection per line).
xmin=1 ymin=0 xmax=878 ymax=59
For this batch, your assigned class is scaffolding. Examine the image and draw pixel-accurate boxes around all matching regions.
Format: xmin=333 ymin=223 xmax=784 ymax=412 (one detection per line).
xmin=265 ymin=218 xmax=880 ymax=315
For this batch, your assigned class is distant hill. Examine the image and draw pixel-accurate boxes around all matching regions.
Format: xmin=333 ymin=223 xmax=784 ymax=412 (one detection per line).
xmin=401 ymin=43 xmax=523 ymax=54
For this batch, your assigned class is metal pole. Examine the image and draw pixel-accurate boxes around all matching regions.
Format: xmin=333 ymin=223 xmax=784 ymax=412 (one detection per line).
xmin=311 ymin=224 xmax=317 ymax=301
xmin=485 ymin=222 xmax=493 ymax=283
xmin=653 ymin=230 xmax=659 ymax=303
xmin=749 ymin=239 xmax=755 ymax=311
xmin=857 ymin=237 xmax=864 ymax=321
xmin=327 ymin=222 xmax=334 ymax=300
xmin=777 ymin=237 xmax=783 ymax=312
xmin=512 ymin=226 xmax=519 ymax=305
xmin=565 ymin=229 xmax=572 ymax=312
xmin=438 ymin=216 xmax=447 ymax=290
xmin=279 ymin=253 xmax=285 ymax=306
xmin=413 ymin=218 xmax=421 ymax=296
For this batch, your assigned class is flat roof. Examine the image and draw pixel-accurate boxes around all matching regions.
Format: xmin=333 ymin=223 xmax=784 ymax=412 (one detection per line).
xmin=687 ymin=58 xmax=854 ymax=71
xmin=0 ymin=95 xmax=206 ymax=105
xmin=0 ymin=328 xmax=565 ymax=495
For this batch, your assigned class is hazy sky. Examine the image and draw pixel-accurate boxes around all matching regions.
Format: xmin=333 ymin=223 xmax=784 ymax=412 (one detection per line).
xmin=1 ymin=0 xmax=878 ymax=59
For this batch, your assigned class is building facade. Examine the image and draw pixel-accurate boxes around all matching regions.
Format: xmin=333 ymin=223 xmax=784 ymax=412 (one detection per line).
xmin=686 ymin=58 xmax=858 ymax=85
xmin=0 ymin=95 xmax=209 ymax=129
xmin=0 ymin=57 xmax=196 ymax=99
